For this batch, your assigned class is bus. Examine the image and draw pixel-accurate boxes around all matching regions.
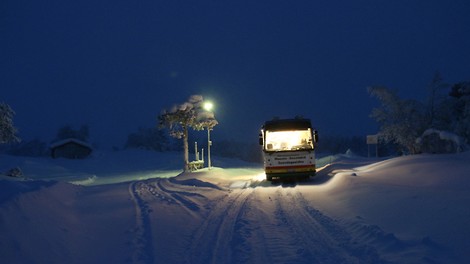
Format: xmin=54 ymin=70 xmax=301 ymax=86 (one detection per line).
xmin=259 ymin=117 xmax=318 ymax=181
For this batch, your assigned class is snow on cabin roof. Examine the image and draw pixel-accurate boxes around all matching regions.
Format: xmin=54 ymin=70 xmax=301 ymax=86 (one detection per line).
xmin=50 ymin=138 xmax=93 ymax=150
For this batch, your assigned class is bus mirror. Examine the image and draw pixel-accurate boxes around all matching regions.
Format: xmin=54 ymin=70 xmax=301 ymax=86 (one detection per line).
xmin=313 ymin=130 xmax=319 ymax=143
xmin=259 ymin=133 xmax=263 ymax=145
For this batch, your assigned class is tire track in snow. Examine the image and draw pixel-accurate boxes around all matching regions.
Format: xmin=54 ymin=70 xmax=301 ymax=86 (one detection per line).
xmin=230 ymin=188 xmax=295 ymax=264
xmin=154 ymin=179 xmax=205 ymax=213
xmin=187 ymin=188 xmax=254 ymax=264
xmin=229 ymin=187 xmax=342 ymax=264
xmin=128 ymin=181 xmax=155 ymax=264
xmin=133 ymin=178 xmax=210 ymax=217
xmin=128 ymin=178 xmax=214 ymax=264
xmin=186 ymin=186 xmax=382 ymax=264
xmin=274 ymin=188 xmax=384 ymax=264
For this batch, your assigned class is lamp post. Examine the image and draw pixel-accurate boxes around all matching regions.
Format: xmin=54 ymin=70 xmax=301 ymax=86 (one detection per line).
xmin=203 ymin=102 xmax=214 ymax=169
xmin=207 ymin=127 xmax=212 ymax=169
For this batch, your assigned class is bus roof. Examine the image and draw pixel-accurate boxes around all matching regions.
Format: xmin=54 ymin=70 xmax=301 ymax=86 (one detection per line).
xmin=263 ymin=118 xmax=312 ymax=131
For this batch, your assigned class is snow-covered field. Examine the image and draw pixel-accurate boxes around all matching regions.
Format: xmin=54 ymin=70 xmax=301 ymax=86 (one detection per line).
xmin=1 ymin=150 xmax=469 ymax=263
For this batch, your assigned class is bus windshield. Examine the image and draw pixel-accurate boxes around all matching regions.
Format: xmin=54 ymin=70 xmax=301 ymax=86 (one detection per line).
xmin=264 ymin=129 xmax=313 ymax=152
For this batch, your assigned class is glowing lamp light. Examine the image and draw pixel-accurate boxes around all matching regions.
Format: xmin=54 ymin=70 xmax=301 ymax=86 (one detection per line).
xmin=204 ymin=101 xmax=214 ymax=111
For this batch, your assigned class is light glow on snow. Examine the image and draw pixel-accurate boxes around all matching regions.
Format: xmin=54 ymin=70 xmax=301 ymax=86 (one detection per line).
xmin=252 ymin=172 xmax=267 ymax=181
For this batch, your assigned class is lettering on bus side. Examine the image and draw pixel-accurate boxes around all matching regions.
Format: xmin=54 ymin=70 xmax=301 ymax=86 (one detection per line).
xmin=289 ymin=156 xmax=306 ymax=160
xmin=273 ymin=155 xmax=307 ymax=161
xmin=274 ymin=153 xmax=304 ymax=156
xmin=278 ymin=160 xmax=306 ymax=165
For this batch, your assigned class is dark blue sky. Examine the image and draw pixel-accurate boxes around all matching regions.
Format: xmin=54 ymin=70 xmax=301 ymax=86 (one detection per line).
xmin=2 ymin=0 xmax=470 ymax=147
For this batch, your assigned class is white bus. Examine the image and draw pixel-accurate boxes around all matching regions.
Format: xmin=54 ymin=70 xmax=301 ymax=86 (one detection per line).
xmin=259 ymin=117 xmax=318 ymax=181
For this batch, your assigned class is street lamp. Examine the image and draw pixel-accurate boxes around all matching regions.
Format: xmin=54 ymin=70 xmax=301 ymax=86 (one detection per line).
xmin=203 ymin=101 xmax=214 ymax=169
xmin=203 ymin=101 xmax=213 ymax=112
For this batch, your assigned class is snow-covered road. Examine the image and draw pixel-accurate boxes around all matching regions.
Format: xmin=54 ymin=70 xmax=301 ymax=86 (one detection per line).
xmin=125 ymin=164 xmax=441 ymax=264
xmin=1 ymin=150 xmax=468 ymax=263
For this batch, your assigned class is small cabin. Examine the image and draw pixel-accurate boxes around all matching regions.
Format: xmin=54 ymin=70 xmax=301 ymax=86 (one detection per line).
xmin=50 ymin=138 xmax=93 ymax=159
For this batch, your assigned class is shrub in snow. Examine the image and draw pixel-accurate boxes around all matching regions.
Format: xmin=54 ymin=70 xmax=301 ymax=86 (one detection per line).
xmin=417 ymin=129 xmax=467 ymax=154
xmin=5 ymin=167 xmax=23 ymax=177
xmin=345 ymin=149 xmax=357 ymax=157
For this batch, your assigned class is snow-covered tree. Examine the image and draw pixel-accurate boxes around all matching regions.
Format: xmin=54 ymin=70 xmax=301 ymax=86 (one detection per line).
xmin=54 ymin=124 xmax=90 ymax=142
xmin=125 ymin=127 xmax=170 ymax=151
xmin=448 ymin=81 xmax=470 ymax=142
xmin=7 ymin=138 xmax=47 ymax=157
xmin=158 ymin=95 xmax=218 ymax=171
xmin=369 ymin=76 xmax=470 ymax=154
xmin=368 ymin=86 xmax=427 ymax=154
xmin=0 ymin=102 xmax=20 ymax=145
xmin=426 ymin=71 xmax=448 ymax=128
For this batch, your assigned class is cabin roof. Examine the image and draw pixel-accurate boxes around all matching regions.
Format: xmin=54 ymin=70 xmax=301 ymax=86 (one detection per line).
xmin=50 ymin=138 xmax=93 ymax=150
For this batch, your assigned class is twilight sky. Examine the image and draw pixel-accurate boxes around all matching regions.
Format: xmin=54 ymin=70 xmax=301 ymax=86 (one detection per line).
xmin=2 ymin=0 xmax=470 ymax=147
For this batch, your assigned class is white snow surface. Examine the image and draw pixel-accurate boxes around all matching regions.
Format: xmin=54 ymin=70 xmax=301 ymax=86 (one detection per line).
xmin=1 ymin=149 xmax=470 ymax=263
